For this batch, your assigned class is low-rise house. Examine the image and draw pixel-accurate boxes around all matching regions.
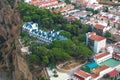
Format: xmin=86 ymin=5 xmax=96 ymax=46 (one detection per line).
xmin=94 ymin=52 xmax=112 ymax=64
xmin=113 ymin=42 xmax=120 ymax=54
xmin=113 ymin=53 xmax=120 ymax=60
xmin=93 ymin=24 xmax=111 ymax=36
xmin=67 ymin=9 xmax=80 ymax=14
xmin=53 ymin=4 xmax=74 ymax=13
xmin=86 ymin=32 xmax=106 ymax=53
xmin=87 ymin=0 xmax=98 ymax=4
xmin=44 ymin=2 xmax=66 ymax=10
xmin=71 ymin=0 xmax=88 ymax=6
xmin=73 ymin=70 xmax=91 ymax=80
xmin=65 ymin=15 xmax=79 ymax=21
xmin=72 ymin=10 xmax=93 ymax=19
xmin=29 ymin=0 xmax=58 ymax=8
xmin=92 ymin=65 xmax=112 ymax=80
xmin=73 ymin=65 xmax=113 ymax=80
xmin=71 ymin=0 xmax=98 ymax=6
xmin=86 ymin=4 xmax=102 ymax=10
xmin=98 ymin=12 xmax=120 ymax=29
xmin=113 ymin=21 xmax=120 ymax=29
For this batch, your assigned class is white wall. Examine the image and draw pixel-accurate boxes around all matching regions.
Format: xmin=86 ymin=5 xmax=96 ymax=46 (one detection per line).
xmin=99 ymin=68 xmax=113 ymax=77
xmin=32 ymin=23 xmax=38 ymax=30
xmin=94 ymin=53 xmax=112 ymax=64
xmin=92 ymin=68 xmax=113 ymax=80
xmin=24 ymin=0 xmax=31 ymax=3
xmin=88 ymin=0 xmax=98 ymax=4
xmin=85 ymin=76 xmax=92 ymax=80
xmin=94 ymin=39 xmax=106 ymax=53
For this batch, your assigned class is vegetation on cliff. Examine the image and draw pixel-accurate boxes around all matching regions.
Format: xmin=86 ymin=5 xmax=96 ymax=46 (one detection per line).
xmin=18 ymin=2 xmax=92 ymax=68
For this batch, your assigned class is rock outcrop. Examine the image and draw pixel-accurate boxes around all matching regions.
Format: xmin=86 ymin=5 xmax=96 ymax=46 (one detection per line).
xmin=0 ymin=0 xmax=32 ymax=80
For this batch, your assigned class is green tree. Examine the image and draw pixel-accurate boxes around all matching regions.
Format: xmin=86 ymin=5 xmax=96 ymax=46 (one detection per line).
xmin=50 ymin=48 xmax=70 ymax=61
xmin=78 ymin=34 xmax=86 ymax=42
xmin=78 ymin=43 xmax=92 ymax=56
xmin=72 ymin=36 xmax=79 ymax=45
xmin=60 ymin=31 xmax=71 ymax=38
xmin=82 ymin=24 xmax=89 ymax=33
xmin=105 ymin=31 xmax=111 ymax=38
xmin=42 ymin=56 xmax=49 ymax=65
xmin=51 ymin=40 xmax=75 ymax=55
xmin=26 ymin=54 xmax=40 ymax=65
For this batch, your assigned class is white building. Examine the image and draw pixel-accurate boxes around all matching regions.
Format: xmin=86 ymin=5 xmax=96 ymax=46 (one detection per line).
xmin=92 ymin=65 xmax=113 ymax=80
xmin=22 ymin=22 xmax=68 ymax=43
xmin=24 ymin=0 xmax=32 ymax=3
xmin=94 ymin=52 xmax=112 ymax=64
xmin=94 ymin=24 xmax=111 ymax=36
xmin=73 ymin=65 xmax=113 ymax=80
xmin=23 ymin=22 xmax=38 ymax=32
xmin=86 ymin=4 xmax=102 ymax=10
xmin=113 ymin=42 xmax=120 ymax=54
xmin=86 ymin=32 xmax=106 ymax=53
xmin=87 ymin=0 xmax=98 ymax=4
xmin=71 ymin=0 xmax=98 ymax=5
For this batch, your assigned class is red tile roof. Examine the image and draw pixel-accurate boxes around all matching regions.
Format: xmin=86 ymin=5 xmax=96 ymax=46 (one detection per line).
xmin=88 ymin=32 xmax=106 ymax=41
xmin=30 ymin=0 xmax=57 ymax=6
xmin=74 ymin=74 xmax=84 ymax=80
xmin=107 ymin=70 xmax=119 ymax=77
xmin=66 ymin=15 xmax=78 ymax=20
xmin=113 ymin=54 xmax=120 ymax=59
xmin=75 ymin=70 xmax=91 ymax=78
xmin=89 ymin=35 xmax=105 ymax=41
xmin=53 ymin=4 xmax=74 ymax=13
xmin=91 ymin=74 xmax=99 ymax=78
xmin=94 ymin=52 xmax=110 ymax=59
xmin=93 ymin=65 xmax=109 ymax=74
xmin=95 ymin=24 xmax=106 ymax=29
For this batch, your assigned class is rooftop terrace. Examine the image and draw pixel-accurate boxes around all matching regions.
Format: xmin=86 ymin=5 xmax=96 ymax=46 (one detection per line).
xmin=99 ymin=58 xmax=120 ymax=67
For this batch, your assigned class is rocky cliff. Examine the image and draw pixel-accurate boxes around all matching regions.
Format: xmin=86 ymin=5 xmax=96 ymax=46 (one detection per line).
xmin=0 ymin=0 xmax=32 ymax=80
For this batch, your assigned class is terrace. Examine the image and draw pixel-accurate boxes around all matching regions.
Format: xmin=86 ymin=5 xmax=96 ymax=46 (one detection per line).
xmin=99 ymin=58 xmax=120 ymax=67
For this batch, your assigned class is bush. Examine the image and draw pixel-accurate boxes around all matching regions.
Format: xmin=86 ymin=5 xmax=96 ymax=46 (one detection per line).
xmin=53 ymin=74 xmax=58 ymax=77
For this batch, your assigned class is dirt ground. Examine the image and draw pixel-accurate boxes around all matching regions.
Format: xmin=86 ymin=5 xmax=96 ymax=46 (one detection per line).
xmin=61 ymin=60 xmax=82 ymax=70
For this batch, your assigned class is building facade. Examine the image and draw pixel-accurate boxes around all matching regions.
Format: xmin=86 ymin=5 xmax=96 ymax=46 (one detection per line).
xmin=86 ymin=32 xmax=106 ymax=53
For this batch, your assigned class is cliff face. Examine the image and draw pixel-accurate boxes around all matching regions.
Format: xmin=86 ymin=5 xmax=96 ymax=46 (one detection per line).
xmin=0 ymin=0 xmax=32 ymax=80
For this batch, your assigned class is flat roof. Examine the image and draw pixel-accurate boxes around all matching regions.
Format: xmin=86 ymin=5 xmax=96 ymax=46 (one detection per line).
xmin=86 ymin=62 xmax=98 ymax=69
xmin=94 ymin=52 xmax=110 ymax=59
xmin=99 ymin=58 xmax=120 ymax=67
